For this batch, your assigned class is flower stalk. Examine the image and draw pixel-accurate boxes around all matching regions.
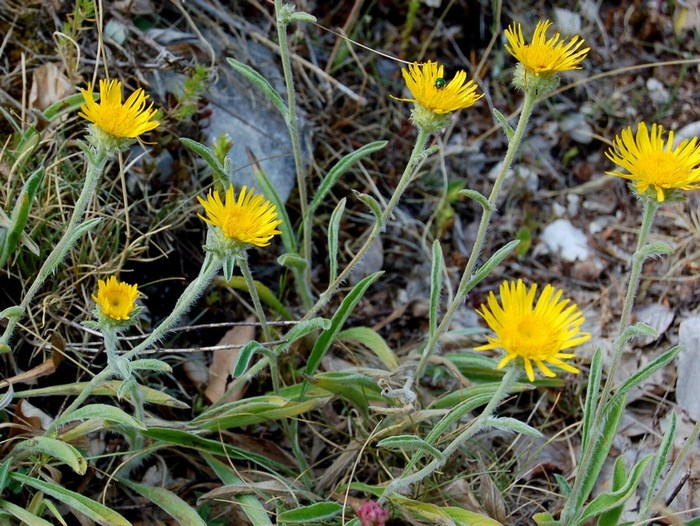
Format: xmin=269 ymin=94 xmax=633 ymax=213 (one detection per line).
xmin=238 ymin=252 xmax=272 ymax=342
xmin=275 ymin=0 xmax=313 ymax=309
xmin=305 ymin=126 xmax=431 ymax=320
xmin=415 ymin=89 xmax=537 ymax=380
xmin=0 ymin=145 xmax=109 ymax=349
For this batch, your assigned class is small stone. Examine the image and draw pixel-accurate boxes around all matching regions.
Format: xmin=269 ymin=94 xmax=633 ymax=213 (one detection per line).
xmin=541 ymin=219 xmax=591 ymax=262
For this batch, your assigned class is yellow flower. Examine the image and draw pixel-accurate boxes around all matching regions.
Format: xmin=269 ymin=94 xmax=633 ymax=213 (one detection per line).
xmin=475 ymin=280 xmax=590 ymax=382
xmin=93 ymin=276 xmax=139 ymax=321
xmin=198 ymin=186 xmax=282 ymax=249
xmin=79 ymin=79 xmax=159 ymax=139
xmin=504 ymin=20 xmax=589 ymax=76
xmin=397 ymin=60 xmax=483 ymax=115
xmin=606 ymin=123 xmax=700 ymax=202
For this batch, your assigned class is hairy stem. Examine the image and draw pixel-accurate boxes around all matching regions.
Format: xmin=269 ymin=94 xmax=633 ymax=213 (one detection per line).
xmin=238 ymin=252 xmax=272 ymax=342
xmin=560 ymin=198 xmax=659 ymax=523
xmin=415 ymin=90 xmax=537 ymax=380
xmin=0 ymin=145 xmax=109 ymax=347
xmin=304 ymin=126 xmax=431 ymax=320
xmin=275 ymin=0 xmax=313 ymax=309
xmin=380 ymin=367 xmax=519 ymax=502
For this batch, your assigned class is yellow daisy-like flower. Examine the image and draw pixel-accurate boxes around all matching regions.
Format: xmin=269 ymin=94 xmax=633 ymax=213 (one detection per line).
xmin=79 ymin=79 xmax=159 ymax=139
xmin=504 ymin=20 xmax=589 ymax=76
xmin=92 ymin=276 xmax=139 ymax=322
xmin=198 ymin=185 xmax=283 ymax=249
xmin=398 ymin=60 xmax=483 ymax=115
xmin=606 ymin=122 xmax=700 ymax=203
xmin=475 ymin=280 xmax=590 ymax=382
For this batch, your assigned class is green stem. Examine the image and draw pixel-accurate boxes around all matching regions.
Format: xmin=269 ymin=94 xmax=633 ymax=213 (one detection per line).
xmin=415 ymin=90 xmax=537 ymax=380
xmin=560 ymin=198 xmax=659 ymax=523
xmin=304 ymin=127 xmax=431 ymax=320
xmin=0 ymin=146 xmax=109 ymax=347
xmin=380 ymin=366 xmax=520 ymax=502
xmin=124 ymin=252 xmax=222 ymax=361
xmin=601 ymin=198 xmax=658 ymax=406
xmin=275 ymin=0 xmax=313 ymax=310
xmin=238 ymin=252 xmax=272 ymax=342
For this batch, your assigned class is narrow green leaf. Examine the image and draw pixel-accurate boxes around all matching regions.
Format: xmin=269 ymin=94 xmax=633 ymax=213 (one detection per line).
xmin=484 ymin=416 xmax=542 ymax=438
xmin=469 ymin=240 xmax=520 ymax=289
xmin=327 ymin=198 xmax=346 ymax=284
xmin=281 ymin=318 xmax=330 ymax=349
xmin=532 ymin=512 xmax=560 ymax=526
xmin=574 ymin=455 xmax=653 ymax=525
xmin=637 ymin=242 xmax=673 ymax=260
xmin=120 ymin=478 xmax=206 ymax=525
xmin=278 ymin=252 xmax=308 ymax=272
xmin=597 ymin=456 xmax=627 ymax=526
xmin=12 ymin=436 xmax=87 ymax=475
xmin=227 ymin=58 xmax=289 ymax=121
xmin=336 ymin=326 xmax=398 ymax=370
xmin=391 ymin=496 xmax=502 ymax=525
xmin=581 ymin=347 xmax=603 ymax=454
xmin=305 ymin=272 xmax=382 ymax=378
xmin=307 ymin=371 xmax=382 ymax=410
xmin=233 ymin=341 xmax=269 ymax=377
xmin=180 ymin=138 xmax=227 ymax=180
xmin=287 ymin=11 xmax=317 ymax=24
xmin=129 ymin=359 xmax=172 ymax=373
xmin=192 ymin=394 xmax=330 ymax=430
xmin=0 ymin=498 xmax=54 ymax=526
xmin=0 ymin=458 xmax=11 ymax=493
xmin=640 ymin=411 xmax=676 ymax=516
xmin=224 ymin=275 xmax=292 ymax=320
xmin=307 ymin=141 xmax=387 ymax=220
xmin=377 ymin=435 xmax=444 ymax=460
xmin=144 ymin=428 xmax=291 ymax=474
xmin=0 ymin=166 xmax=44 ymax=265
xmin=429 ymin=382 xmax=531 ymax=410
xmin=353 ymin=191 xmax=383 ymax=223
xmin=277 ymin=502 xmax=342 ymax=524
xmin=13 ymin=381 xmax=189 ymax=409
xmin=576 ymin=398 xmax=625 ymax=510
xmin=493 ymin=108 xmax=515 ymax=140
xmin=458 ymin=189 xmax=495 ymax=212
xmin=43 ymin=93 xmax=88 ymax=121
xmin=429 ymin=240 xmax=443 ymax=338
xmin=606 ymin=346 xmax=681 ymax=412
xmin=11 ymin=473 xmax=131 ymax=526
xmin=53 ymin=403 xmax=146 ymax=430
xmin=203 ymin=455 xmax=273 ymax=525
xmin=617 ymin=322 xmax=657 ymax=344
xmin=554 ymin=474 xmax=571 ymax=498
